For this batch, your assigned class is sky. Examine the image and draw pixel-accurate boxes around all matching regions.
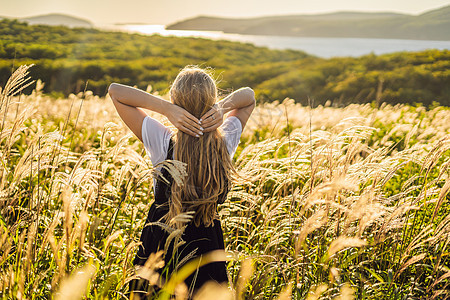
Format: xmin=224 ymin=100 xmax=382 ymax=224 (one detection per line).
xmin=1 ymin=0 xmax=450 ymax=25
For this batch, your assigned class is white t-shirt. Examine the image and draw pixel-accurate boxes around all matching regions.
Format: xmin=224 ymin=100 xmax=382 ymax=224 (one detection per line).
xmin=142 ymin=115 xmax=243 ymax=170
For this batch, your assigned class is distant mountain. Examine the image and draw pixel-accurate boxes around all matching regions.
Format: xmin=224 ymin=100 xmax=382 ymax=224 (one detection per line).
xmin=167 ymin=5 xmax=450 ymax=40
xmin=15 ymin=13 xmax=93 ymax=28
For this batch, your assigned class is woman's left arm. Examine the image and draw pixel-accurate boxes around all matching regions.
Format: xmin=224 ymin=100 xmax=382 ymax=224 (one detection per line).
xmin=108 ymin=83 xmax=203 ymax=141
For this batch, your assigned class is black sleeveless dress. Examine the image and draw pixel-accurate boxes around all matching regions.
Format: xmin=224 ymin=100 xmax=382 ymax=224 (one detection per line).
xmin=129 ymin=139 xmax=228 ymax=297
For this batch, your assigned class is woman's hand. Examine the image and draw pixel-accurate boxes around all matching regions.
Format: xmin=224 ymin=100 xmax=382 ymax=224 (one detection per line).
xmin=166 ymin=103 xmax=204 ymax=137
xmin=200 ymin=104 xmax=224 ymax=132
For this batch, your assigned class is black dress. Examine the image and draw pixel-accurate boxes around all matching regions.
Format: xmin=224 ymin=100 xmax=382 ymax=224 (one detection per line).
xmin=129 ymin=139 xmax=228 ymax=298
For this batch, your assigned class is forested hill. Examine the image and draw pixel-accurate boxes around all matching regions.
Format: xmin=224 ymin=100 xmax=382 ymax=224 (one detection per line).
xmin=21 ymin=13 xmax=93 ymax=28
xmin=167 ymin=5 xmax=450 ymax=41
xmin=0 ymin=13 xmax=93 ymax=28
xmin=0 ymin=19 xmax=449 ymax=106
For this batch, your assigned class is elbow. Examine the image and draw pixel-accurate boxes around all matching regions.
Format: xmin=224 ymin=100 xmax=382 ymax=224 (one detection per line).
xmin=243 ymin=87 xmax=254 ymax=94
xmin=246 ymin=87 xmax=256 ymax=106
xmin=108 ymin=83 xmax=118 ymax=100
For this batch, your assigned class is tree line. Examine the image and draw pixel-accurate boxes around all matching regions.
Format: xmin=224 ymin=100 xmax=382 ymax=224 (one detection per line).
xmin=0 ymin=19 xmax=448 ymax=106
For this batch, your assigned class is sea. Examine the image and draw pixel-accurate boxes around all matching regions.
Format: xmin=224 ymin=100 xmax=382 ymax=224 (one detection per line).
xmin=101 ymin=24 xmax=450 ymax=58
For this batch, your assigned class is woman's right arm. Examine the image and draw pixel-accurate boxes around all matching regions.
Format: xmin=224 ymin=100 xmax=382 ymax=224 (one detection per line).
xmin=201 ymin=87 xmax=256 ymax=132
xmin=108 ymin=83 xmax=203 ymax=141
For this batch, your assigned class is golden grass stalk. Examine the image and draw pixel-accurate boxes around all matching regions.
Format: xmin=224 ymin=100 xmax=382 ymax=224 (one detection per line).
xmin=193 ymin=281 xmax=232 ymax=300
xmin=334 ymin=283 xmax=355 ymax=300
xmin=327 ymin=236 xmax=367 ymax=260
xmin=158 ymin=250 xmax=230 ymax=300
xmin=276 ymin=283 xmax=293 ymax=300
xmin=305 ymin=284 xmax=328 ymax=300
xmin=294 ymin=209 xmax=328 ymax=256
xmin=395 ymin=253 xmax=427 ymax=279
xmin=54 ymin=263 xmax=97 ymax=300
xmin=235 ymin=258 xmax=253 ymax=300
xmin=432 ymin=177 xmax=450 ymax=221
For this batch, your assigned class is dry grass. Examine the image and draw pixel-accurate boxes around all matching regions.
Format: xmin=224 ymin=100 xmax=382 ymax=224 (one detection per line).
xmin=1 ymin=66 xmax=449 ymax=299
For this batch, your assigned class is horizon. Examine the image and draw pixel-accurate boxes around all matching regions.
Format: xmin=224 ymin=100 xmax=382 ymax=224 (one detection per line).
xmin=1 ymin=0 xmax=449 ymax=25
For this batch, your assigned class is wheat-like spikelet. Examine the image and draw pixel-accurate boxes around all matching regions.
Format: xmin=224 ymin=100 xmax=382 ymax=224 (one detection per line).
xmin=327 ymin=236 xmax=367 ymax=259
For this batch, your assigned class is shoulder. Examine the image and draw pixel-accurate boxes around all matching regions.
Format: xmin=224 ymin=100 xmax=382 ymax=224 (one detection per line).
xmin=220 ymin=116 xmax=243 ymax=157
xmin=221 ymin=116 xmax=243 ymax=132
xmin=142 ymin=115 xmax=173 ymax=165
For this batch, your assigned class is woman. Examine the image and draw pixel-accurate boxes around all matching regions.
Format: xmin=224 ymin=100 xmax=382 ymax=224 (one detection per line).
xmin=108 ymin=66 xmax=255 ymax=298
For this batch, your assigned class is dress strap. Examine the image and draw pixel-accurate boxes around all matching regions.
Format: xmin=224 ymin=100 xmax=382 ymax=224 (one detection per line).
xmin=153 ymin=137 xmax=174 ymax=205
xmin=167 ymin=137 xmax=174 ymax=160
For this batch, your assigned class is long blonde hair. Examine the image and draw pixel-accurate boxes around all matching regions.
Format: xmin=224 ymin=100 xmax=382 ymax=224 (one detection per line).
xmin=167 ymin=67 xmax=234 ymax=227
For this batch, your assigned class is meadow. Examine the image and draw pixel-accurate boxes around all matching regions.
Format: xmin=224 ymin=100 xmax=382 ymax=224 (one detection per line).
xmin=1 ymin=65 xmax=449 ymax=299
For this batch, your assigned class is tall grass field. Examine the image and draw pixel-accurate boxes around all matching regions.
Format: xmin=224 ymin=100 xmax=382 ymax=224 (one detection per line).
xmin=1 ymin=65 xmax=449 ymax=299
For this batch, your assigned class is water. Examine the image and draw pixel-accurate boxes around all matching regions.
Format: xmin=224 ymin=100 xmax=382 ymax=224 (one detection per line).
xmin=101 ymin=24 xmax=450 ymax=58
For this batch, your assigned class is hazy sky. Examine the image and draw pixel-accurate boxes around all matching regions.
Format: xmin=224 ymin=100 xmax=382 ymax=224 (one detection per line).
xmin=1 ymin=0 xmax=450 ymax=25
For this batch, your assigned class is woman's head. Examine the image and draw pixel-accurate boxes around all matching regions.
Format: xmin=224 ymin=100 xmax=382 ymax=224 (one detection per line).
xmin=170 ymin=67 xmax=217 ymax=119
xmin=166 ymin=66 xmax=235 ymax=228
